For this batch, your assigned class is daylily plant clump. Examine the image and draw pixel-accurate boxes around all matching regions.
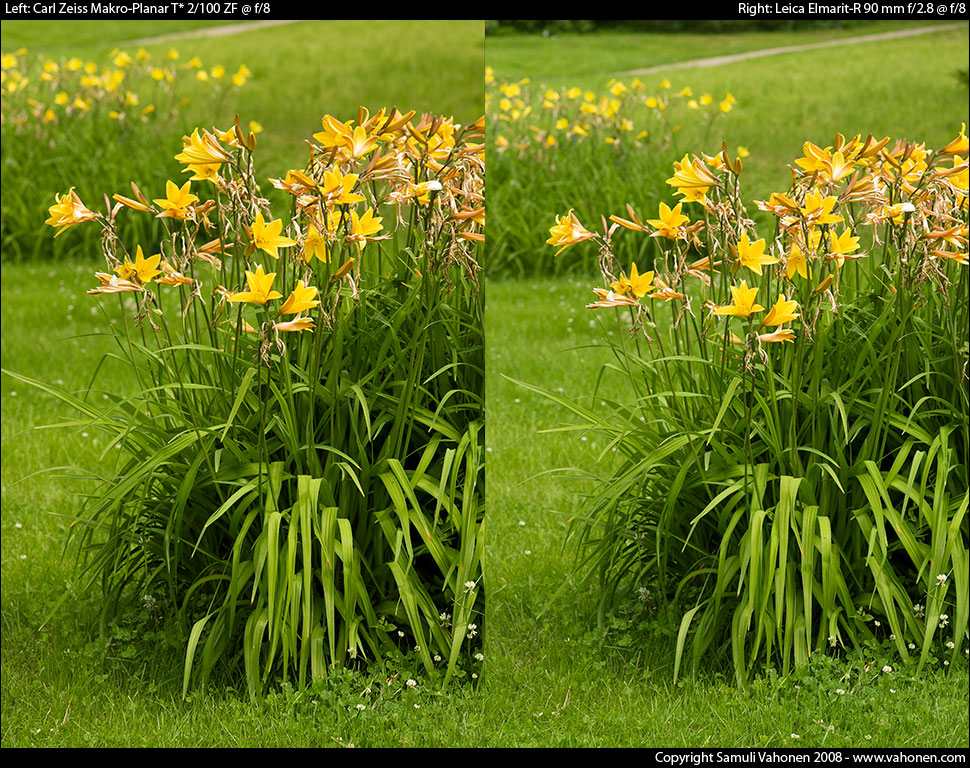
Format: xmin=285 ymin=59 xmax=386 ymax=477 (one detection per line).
xmin=45 ymin=107 xmax=486 ymax=698
xmin=548 ymin=127 xmax=968 ymax=684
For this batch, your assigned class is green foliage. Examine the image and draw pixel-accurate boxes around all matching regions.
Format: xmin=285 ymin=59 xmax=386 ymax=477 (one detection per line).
xmin=5 ymin=109 xmax=486 ymax=699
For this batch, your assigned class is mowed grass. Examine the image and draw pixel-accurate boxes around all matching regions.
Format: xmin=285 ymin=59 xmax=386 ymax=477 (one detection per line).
xmin=2 ymin=266 xmax=967 ymax=747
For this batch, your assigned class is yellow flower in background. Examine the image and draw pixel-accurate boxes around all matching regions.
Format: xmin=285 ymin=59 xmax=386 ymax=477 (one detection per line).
xmin=175 ymin=128 xmax=231 ymax=176
xmin=228 ymin=265 xmax=282 ymax=306
xmin=735 ymin=232 xmax=778 ymax=275
xmin=786 ymin=239 xmax=813 ymax=280
xmin=250 ymin=211 xmax=297 ymax=259
xmin=279 ymin=280 xmax=320 ymax=315
xmin=344 ymin=208 xmax=383 ymax=250
xmin=940 ymin=122 xmax=968 ymax=155
xmin=760 ymin=295 xmax=799 ymax=328
xmin=273 ymin=316 xmax=315 ymax=333
xmin=547 ymin=210 xmax=595 ymax=257
xmin=713 ymin=280 xmax=764 ymax=318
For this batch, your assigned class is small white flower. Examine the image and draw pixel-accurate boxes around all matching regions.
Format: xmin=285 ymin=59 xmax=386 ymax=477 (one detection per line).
xmin=356 ymin=703 xmax=366 ymax=711
xmin=464 ymin=580 xmax=476 ymax=593
xmin=936 ymin=573 xmax=948 ymax=587
xmin=474 ymin=652 xmax=484 ymax=661
xmin=406 ymin=679 xmax=417 ymax=688
xmin=946 ymin=641 xmax=955 ymax=650
xmin=791 ymin=734 xmax=800 ymax=740
xmin=835 ymin=688 xmax=845 ymax=695
xmin=882 ymin=665 xmax=892 ymax=674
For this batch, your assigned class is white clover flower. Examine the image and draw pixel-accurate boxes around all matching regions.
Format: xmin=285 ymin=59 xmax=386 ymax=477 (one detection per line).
xmin=406 ymin=679 xmax=417 ymax=688
xmin=474 ymin=652 xmax=484 ymax=661
xmin=882 ymin=665 xmax=892 ymax=674
xmin=945 ymin=641 xmax=955 ymax=650
xmin=936 ymin=573 xmax=948 ymax=587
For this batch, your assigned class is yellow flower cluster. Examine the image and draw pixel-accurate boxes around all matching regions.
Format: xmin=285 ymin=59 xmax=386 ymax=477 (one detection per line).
xmin=487 ymin=67 xmax=737 ymax=156
xmin=553 ymin=125 xmax=968 ymax=352
xmin=49 ymin=107 xmax=485 ymax=344
xmin=1 ymin=46 xmax=249 ymax=129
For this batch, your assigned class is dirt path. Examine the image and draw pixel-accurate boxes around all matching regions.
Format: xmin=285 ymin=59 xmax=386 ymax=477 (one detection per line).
xmin=118 ymin=19 xmax=301 ymax=47
xmin=612 ymin=21 xmax=967 ymax=77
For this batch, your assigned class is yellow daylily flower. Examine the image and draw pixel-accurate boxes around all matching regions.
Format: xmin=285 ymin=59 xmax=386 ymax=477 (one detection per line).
xmin=153 ymin=179 xmax=199 ymax=220
xmin=273 ymin=316 xmax=315 ymax=333
xmin=250 ymin=211 xmax=297 ymax=259
xmin=713 ymin=280 xmax=764 ymax=318
xmin=800 ymin=191 xmax=843 ymax=226
xmin=827 ymin=228 xmax=862 ymax=265
xmin=228 ymin=265 xmax=283 ymax=305
xmin=735 ymin=232 xmax=778 ymax=275
xmin=757 ymin=328 xmax=796 ymax=344
xmin=319 ymin=169 xmax=365 ymax=206
xmin=547 ymin=210 xmax=595 ymax=257
xmin=302 ymin=222 xmax=330 ymax=263
xmin=45 ymin=188 xmax=99 ymax=237
xmin=612 ymin=263 xmax=654 ymax=299
xmin=114 ymin=245 xmax=162 ymax=284
xmin=646 ymin=201 xmax=690 ymax=239
xmin=278 ymin=280 xmax=320 ymax=315
xmin=759 ymin=295 xmax=799 ymax=328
